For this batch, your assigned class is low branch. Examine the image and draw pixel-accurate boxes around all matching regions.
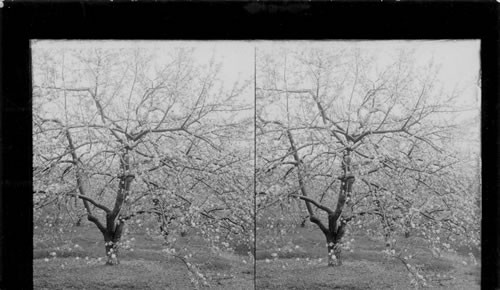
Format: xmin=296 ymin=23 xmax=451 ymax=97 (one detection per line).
xmin=310 ymin=216 xmax=329 ymax=235
xmin=290 ymin=194 xmax=334 ymax=215
xmin=68 ymin=193 xmax=111 ymax=213
xmin=87 ymin=214 xmax=107 ymax=234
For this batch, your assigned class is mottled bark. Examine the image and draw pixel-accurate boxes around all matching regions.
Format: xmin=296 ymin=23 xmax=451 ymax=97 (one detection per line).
xmin=326 ymin=231 xmax=344 ymax=266
xmin=104 ymin=239 xmax=120 ymax=265
xmin=101 ymin=150 xmax=132 ymax=265
xmin=104 ymin=221 xmax=124 ymax=265
xmin=325 ymin=151 xmax=354 ymax=267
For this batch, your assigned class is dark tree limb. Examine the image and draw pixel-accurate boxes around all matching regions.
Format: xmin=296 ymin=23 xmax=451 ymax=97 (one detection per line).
xmin=69 ymin=193 xmax=111 ymax=214
xmin=290 ymin=194 xmax=334 ymax=215
xmin=310 ymin=216 xmax=329 ymax=235
xmin=87 ymin=214 xmax=107 ymax=235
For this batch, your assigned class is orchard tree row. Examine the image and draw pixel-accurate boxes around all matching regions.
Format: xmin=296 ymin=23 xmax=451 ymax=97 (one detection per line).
xmin=33 ymin=43 xmax=480 ymax=287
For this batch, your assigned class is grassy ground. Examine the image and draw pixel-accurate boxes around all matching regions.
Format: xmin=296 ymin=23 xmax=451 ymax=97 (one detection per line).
xmin=35 ymin=224 xmax=480 ymax=289
xmin=256 ymin=227 xmax=480 ymax=290
xmin=34 ymin=224 xmax=253 ymax=289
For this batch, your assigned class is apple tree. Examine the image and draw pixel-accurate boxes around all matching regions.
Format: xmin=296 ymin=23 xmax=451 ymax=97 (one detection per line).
xmin=256 ymin=43 xmax=480 ymax=277
xmin=33 ymin=43 xmax=253 ymax=265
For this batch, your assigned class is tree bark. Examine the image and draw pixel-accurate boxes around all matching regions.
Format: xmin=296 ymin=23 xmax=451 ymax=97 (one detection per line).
xmin=104 ymin=242 xmax=120 ymax=265
xmin=103 ymin=218 xmax=125 ymax=265
xmin=326 ymin=235 xmax=342 ymax=266
xmin=102 ymin=150 xmax=131 ymax=266
xmin=104 ymin=228 xmax=122 ymax=265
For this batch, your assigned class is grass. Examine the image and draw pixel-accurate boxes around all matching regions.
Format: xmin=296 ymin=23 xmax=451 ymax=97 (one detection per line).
xmin=256 ymin=226 xmax=480 ymax=289
xmin=35 ymin=223 xmax=480 ymax=289
xmin=34 ymin=224 xmax=253 ymax=289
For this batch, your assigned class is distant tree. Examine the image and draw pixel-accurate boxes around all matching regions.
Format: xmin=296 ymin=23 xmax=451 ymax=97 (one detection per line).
xmin=256 ymin=44 xmax=480 ymax=277
xmin=33 ymin=45 xmax=253 ymax=265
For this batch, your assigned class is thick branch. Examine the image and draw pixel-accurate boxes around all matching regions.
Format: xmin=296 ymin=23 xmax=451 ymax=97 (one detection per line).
xmin=109 ymin=152 xmax=134 ymax=221
xmin=310 ymin=216 xmax=329 ymax=235
xmin=331 ymin=189 xmax=347 ymax=226
xmin=283 ymin=126 xmax=329 ymax=232
xmin=290 ymin=194 xmax=334 ymax=215
xmin=87 ymin=214 xmax=107 ymax=235
xmin=69 ymin=193 xmax=111 ymax=213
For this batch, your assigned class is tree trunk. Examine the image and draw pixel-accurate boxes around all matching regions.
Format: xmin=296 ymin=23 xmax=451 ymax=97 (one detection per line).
xmin=104 ymin=239 xmax=120 ymax=265
xmin=104 ymin=230 xmax=122 ymax=265
xmin=326 ymin=235 xmax=342 ymax=266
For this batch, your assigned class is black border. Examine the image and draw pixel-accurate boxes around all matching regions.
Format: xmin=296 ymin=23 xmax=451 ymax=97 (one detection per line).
xmin=1 ymin=2 xmax=498 ymax=289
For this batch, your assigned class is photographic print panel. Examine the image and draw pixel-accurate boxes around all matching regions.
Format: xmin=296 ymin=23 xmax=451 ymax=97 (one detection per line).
xmin=255 ymin=41 xmax=480 ymax=289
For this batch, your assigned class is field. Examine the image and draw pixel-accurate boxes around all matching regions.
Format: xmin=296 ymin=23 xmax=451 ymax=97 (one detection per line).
xmin=256 ymin=226 xmax=480 ymax=290
xmin=34 ymin=223 xmax=480 ymax=289
xmin=33 ymin=223 xmax=254 ymax=290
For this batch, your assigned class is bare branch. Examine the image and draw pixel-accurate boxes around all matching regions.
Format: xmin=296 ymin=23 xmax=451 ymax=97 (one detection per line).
xmin=68 ymin=193 xmax=111 ymax=213
xmin=87 ymin=214 xmax=107 ymax=235
xmin=290 ymin=194 xmax=334 ymax=215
